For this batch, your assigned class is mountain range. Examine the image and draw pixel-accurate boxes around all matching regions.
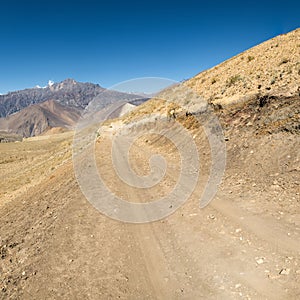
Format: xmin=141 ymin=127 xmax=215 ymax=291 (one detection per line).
xmin=0 ymin=79 xmax=147 ymax=137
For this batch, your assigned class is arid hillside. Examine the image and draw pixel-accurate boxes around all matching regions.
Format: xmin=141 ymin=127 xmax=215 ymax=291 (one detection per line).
xmin=119 ymin=28 xmax=300 ymax=136
xmin=186 ymin=28 xmax=300 ymax=107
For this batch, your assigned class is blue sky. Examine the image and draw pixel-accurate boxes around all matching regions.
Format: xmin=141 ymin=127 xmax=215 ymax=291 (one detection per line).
xmin=0 ymin=0 xmax=299 ymax=94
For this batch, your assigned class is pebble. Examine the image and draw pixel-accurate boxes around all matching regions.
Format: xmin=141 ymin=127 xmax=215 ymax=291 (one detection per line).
xmin=208 ymin=214 xmax=215 ymax=220
xmin=189 ymin=213 xmax=198 ymax=217
xmin=256 ymin=258 xmax=265 ymax=265
xmin=279 ymin=268 xmax=290 ymax=275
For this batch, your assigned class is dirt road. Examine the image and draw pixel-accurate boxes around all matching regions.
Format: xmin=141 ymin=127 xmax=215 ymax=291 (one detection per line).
xmin=0 ymin=122 xmax=299 ymax=299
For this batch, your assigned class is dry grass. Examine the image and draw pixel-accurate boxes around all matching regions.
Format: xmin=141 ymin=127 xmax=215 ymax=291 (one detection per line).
xmin=185 ymin=28 xmax=300 ymax=107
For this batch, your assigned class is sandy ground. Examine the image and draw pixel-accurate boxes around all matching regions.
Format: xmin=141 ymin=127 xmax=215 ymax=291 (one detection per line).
xmin=0 ymin=116 xmax=299 ymax=299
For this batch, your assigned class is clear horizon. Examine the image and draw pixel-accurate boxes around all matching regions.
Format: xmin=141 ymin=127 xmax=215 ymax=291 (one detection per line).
xmin=0 ymin=0 xmax=299 ymax=94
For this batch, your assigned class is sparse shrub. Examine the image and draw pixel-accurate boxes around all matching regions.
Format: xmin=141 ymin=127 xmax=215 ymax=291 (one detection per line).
xmin=227 ymin=75 xmax=242 ymax=87
xmin=247 ymin=55 xmax=255 ymax=62
xmin=270 ymin=78 xmax=276 ymax=85
xmin=189 ymin=81 xmax=196 ymax=87
xmin=287 ymin=66 xmax=293 ymax=74
xmin=211 ymin=78 xmax=217 ymax=84
xmin=184 ymin=98 xmax=190 ymax=105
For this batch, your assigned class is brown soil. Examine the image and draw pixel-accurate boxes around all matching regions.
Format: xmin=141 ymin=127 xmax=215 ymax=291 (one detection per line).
xmin=0 ymin=107 xmax=299 ymax=299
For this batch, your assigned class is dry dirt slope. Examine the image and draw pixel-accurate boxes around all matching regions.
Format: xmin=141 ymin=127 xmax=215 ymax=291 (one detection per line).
xmin=186 ymin=28 xmax=300 ymax=106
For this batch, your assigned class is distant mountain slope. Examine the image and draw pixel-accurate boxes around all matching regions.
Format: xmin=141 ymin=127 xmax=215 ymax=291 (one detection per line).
xmin=0 ymin=131 xmax=22 ymax=143
xmin=0 ymin=100 xmax=81 ymax=137
xmin=0 ymin=79 xmax=145 ymax=118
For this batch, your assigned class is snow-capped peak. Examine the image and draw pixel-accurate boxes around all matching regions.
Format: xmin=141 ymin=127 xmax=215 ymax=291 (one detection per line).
xmin=48 ymin=80 xmax=54 ymax=87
